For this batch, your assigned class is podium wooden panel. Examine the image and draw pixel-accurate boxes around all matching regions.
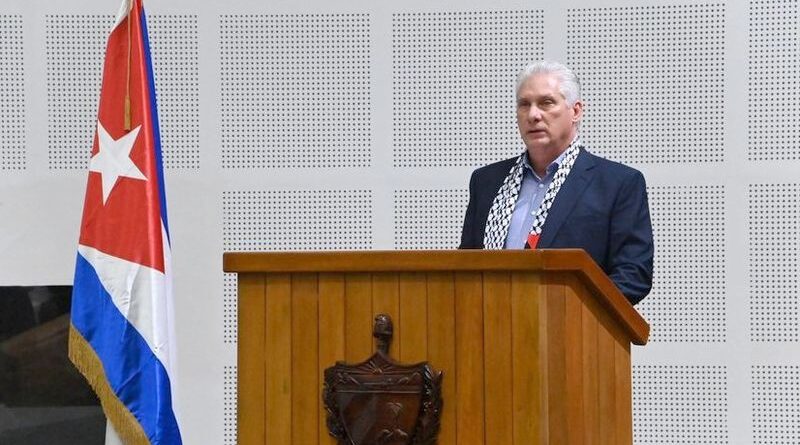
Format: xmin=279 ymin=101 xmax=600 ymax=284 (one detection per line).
xmin=224 ymin=249 xmax=649 ymax=445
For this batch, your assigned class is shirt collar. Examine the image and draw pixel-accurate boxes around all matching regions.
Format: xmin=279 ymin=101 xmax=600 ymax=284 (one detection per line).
xmin=521 ymin=135 xmax=581 ymax=180
xmin=522 ymin=146 xmax=571 ymax=180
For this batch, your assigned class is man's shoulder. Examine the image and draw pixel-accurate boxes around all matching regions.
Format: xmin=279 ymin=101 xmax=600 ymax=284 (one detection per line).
xmin=581 ymin=149 xmax=644 ymax=181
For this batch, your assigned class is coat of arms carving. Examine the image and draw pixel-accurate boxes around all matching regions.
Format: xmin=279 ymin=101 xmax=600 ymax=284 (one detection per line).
xmin=323 ymin=314 xmax=443 ymax=445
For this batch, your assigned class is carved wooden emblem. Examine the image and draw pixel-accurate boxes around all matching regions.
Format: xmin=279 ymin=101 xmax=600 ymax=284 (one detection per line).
xmin=323 ymin=314 xmax=443 ymax=445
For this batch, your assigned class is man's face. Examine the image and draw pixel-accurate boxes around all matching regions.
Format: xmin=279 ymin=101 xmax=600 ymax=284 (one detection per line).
xmin=516 ymin=73 xmax=582 ymax=155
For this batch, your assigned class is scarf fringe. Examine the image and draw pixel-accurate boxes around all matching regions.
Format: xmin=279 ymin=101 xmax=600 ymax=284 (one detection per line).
xmin=69 ymin=325 xmax=151 ymax=445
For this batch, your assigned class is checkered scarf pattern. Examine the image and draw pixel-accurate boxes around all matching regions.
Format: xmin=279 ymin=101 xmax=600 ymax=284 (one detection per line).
xmin=482 ymin=140 xmax=582 ymax=249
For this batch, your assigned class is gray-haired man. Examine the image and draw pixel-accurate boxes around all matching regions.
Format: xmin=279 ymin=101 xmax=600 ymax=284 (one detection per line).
xmin=459 ymin=61 xmax=654 ymax=305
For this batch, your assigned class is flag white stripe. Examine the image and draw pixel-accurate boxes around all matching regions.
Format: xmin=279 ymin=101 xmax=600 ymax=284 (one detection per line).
xmin=77 ymin=241 xmax=171 ymax=371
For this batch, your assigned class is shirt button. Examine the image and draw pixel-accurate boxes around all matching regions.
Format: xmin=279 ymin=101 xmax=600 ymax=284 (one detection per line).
xmin=538 ymin=184 xmax=544 ymax=188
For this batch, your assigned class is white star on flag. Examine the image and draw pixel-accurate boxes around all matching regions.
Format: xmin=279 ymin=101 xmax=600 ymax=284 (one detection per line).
xmin=90 ymin=121 xmax=147 ymax=204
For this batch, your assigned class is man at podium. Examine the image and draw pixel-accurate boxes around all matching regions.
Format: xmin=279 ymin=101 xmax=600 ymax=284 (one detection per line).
xmin=459 ymin=61 xmax=654 ymax=305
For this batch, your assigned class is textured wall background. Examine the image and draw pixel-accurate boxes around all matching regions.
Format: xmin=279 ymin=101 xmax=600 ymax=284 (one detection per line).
xmin=1 ymin=0 xmax=798 ymax=443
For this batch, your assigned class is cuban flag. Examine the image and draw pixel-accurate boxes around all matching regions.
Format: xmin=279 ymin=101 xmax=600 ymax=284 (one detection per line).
xmin=69 ymin=0 xmax=182 ymax=444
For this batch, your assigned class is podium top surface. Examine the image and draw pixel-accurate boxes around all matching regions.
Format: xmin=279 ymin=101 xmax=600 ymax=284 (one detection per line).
xmin=224 ymin=249 xmax=649 ymax=345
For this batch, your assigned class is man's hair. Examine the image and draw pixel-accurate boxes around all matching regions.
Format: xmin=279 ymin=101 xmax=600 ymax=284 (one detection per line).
xmin=515 ymin=61 xmax=582 ymax=106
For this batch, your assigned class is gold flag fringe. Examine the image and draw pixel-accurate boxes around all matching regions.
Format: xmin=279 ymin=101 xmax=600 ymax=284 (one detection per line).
xmin=69 ymin=325 xmax=151 ymax=445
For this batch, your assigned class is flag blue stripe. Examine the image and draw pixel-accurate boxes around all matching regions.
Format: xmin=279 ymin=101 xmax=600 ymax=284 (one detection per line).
xmin=138 ymin=7 xmax=170 ymax=240
xmin=72 ymin=252 xmax=181 ymax=445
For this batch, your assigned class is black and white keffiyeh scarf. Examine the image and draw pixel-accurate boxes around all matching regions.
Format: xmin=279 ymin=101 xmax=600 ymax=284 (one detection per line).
xmin=482 ymin=140 xmax=583 ymax=249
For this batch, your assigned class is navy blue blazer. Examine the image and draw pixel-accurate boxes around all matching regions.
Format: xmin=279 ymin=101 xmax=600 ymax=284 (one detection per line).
xmin=460 ymin=149 xmax=654 ymax=305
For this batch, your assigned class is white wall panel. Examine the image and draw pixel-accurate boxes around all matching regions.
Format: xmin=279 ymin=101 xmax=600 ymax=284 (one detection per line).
xmin=45 ymin=15 xmax=111 ymax=170
xmin=567 ymin=4 xmax=726 ymax=164
xmin=149 ymin=14 xmax=200 ymax=169
xmin=752 ymin=365 xmax=800 ymax=444
xmin=0 ymin=15 xmax=26 ymax=170
xmin=634 ymin=365 xmax=729 ymax=444
xmin=748 ymin=183 xmax=799 ymax=342
xmin=219 ymin=14 xmax=372 ymax=169
xmin=393 ymin=188 xmax=468 ymax=249
xmin=640 ymin=185 xmax=727 ymax=343
xmin=748 ymin=0 xmax=800 ymax=161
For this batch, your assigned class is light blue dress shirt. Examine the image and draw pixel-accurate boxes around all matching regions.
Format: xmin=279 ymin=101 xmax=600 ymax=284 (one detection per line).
xmin=504 ymin=150 xmax=570 ymax=249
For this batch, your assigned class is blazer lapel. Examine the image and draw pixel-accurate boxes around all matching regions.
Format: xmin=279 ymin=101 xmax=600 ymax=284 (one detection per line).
xmin=537 ymin=150 xmax=597 ymax=248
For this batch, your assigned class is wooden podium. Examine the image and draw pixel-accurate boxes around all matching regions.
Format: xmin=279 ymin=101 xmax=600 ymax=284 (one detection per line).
xmin=223 ymin=249 xmax=649 ymax=445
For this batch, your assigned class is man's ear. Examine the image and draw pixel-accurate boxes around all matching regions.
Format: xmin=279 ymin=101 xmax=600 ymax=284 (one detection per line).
xmin=572 ymin=100 xmax=583 ymax=123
